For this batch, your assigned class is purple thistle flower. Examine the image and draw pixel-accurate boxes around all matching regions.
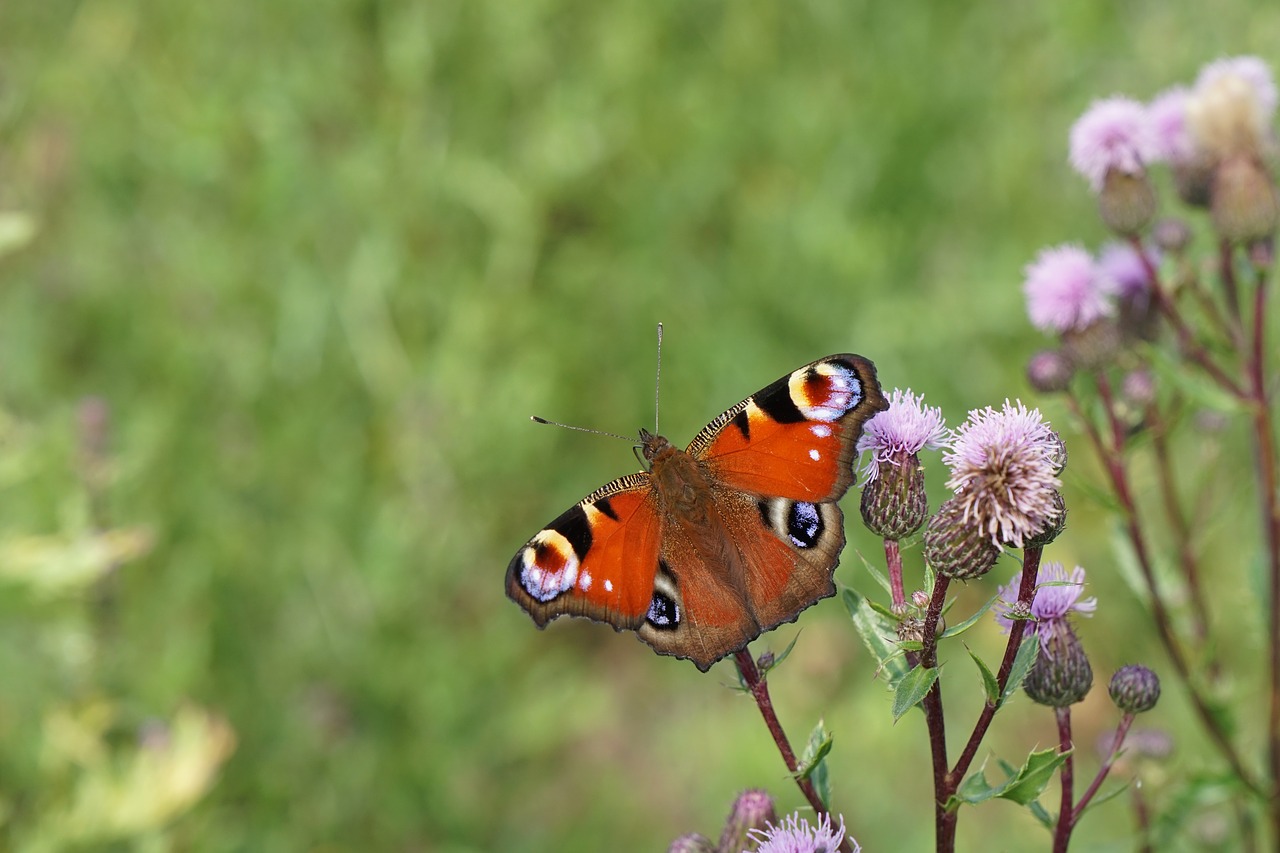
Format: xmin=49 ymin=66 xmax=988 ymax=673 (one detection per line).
xmin=1097 ymin=242 xmax=1155 ymax=301
xmin=749 ymin=812 xmax=857 ymax=853
xmin=856 ymin=388 xmax=947 ymax=484
xmin=1023 ymin=244 xmax=1117 ymax=334
xmin=995 ymin=562 xmax=1097 ymax=644
xmin=943 ymin=401 xmax=1064 ymax=548
xmin=1069 ymin=97 xmax=1158 ymax=192
xmin=1147 ymin=86 xmax=1196 ymax=164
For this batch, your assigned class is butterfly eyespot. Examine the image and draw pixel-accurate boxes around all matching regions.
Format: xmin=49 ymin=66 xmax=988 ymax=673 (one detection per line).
xmin=786 ymin=501 xmax=823 ymax=549
xmin=759 ymin=498 xmax=827 ymax=550
xmin=519 ymin=529 xmax=580 ymax=602
xmin=646 ymin=590 xmax=680 ymax=628
xmin=788 ymin=361 xmax=864 ymax=422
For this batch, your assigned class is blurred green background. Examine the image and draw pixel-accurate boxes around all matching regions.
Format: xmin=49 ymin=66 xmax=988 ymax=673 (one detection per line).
xmin=2 ymin=1 xmax=1278 ymax=850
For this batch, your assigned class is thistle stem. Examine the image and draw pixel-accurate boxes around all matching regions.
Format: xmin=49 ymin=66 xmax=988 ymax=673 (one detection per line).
xmin=885 ymin=538 xmax=906 ymax=611
xmin=1052 ymin=707 xmax=1075 ymax=853
xmin=1073 ymin=713 xmax=1134 ymax=823
xmin=733 ymin=649 xmax=855 ymax=853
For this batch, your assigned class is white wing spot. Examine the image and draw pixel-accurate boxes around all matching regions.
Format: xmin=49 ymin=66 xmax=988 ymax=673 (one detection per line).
xmin=579 ymin=570 xmax=592 ymax=591
xmin=811 ymin=424 xmax=832 ymax=438
xmin=604 ymin=579 xmax=614 ymax=592
xmin=809 ymin=448 xmax=821 ymax=461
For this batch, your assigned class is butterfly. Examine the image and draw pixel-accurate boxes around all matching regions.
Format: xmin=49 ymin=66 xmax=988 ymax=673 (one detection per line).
xmin=506 ymin=354 xmax=888 ymax=671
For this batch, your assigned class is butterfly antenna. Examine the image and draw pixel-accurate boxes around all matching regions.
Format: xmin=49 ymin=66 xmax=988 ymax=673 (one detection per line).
xmin=529 ymin=416 xmax=633 ymax=443
xmin=654 ymin=322 xmax=663 ymax=434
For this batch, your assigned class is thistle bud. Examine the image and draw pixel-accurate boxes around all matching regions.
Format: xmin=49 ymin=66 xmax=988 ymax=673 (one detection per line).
xmin=1098 ymin=167 xmax=1157 ymax=236
xmin=1109 ymin=665 xmax=1161 ymax=714
xmin=666 ymin=835 xmax=714 ymax=853
xmin=923 ymin=497 xmax=1000 ymax=581
xmin=1210 ymin=155 xmax=1279 ymax=244
xmin=1152 ymin=218 xmax=1193 ymax=254
xmin=1026 ymin=349 xmax=1075 ymax=394
xmin=716 ymin=789 xmax=776 ymax=853
xmin=860 ymin=456 xmax=928 ymax=540
xmin=910 ymin=590 xmax=930 ymax=610
xmin=1024 ymin=623 xmax=1094 ymax=708
xmin=1061 ymin=318 xmax=1122 ymax=370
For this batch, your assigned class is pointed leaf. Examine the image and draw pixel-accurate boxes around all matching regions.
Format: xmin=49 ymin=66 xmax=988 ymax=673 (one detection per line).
xmin=1002 ymin=638 xmax=1040 ymax=705
xmin=1027 ymin=800 xmax=1053 ymax=829
xmin=968 ymin=646 xmax=1000 ymax=705
xmin=796 ymin=719 xmax=833 ymax=809
xmin=940 ymin=590 xmax=1002 ymax=640
xmin=892 ymin=664 xmax=939 ymax=722
xmin=844 ymin=589 xmax=909 ymax=684
xmin=998 ymin=748 xmax=1071 ymax=806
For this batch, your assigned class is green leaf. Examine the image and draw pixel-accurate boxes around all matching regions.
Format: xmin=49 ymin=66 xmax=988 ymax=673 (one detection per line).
xmin=844 ymin=588 xmax=909 ymax=685
xmin=762 ymin=634 xmax=801 ymax=674
xmin=897 ymin=639 xmax=923 ymax=652
xmin=1026 ymin=799 xmax=1053 ymax=829
xmin=939 ymin=590 xmax=1001 ymax=640
xmin=967 ymin=646 xmax=999 ymax=705
xmin=858 ymin=552 xmax=894 ymax=598
xmin=867 ymin=597 xmax=899 ymax=619
xmin=1076 ymin=779 xmax=1130 ymax=817
xmin=999 ymin=748 xmax=1071 ymax=806
xmin=796 ymin=719 xmax=833 ymax=809
xmin=1001 ymin=638 xmax=1039 ymax=705
xmin=949 ymin=748 xmax=1069 ymax=808
xmin=892 ymin=664 xmax=939 ymax=722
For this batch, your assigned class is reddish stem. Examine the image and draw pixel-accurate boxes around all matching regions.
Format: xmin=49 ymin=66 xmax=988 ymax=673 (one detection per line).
xmin=1052 ymin=707 xmax=1075 ymax=853
xmin=948 ymin=547 xmax=1044 ymax=786
xmin=1064 ymin=389 xmax=1262 ymax=794
xmin=733 ymin=650 xmax=855 ymax=853
xmin=917 ymin=575 xmax=953 ymax=851
xmin=1073 ymin=713 xmax=1134 ymax=822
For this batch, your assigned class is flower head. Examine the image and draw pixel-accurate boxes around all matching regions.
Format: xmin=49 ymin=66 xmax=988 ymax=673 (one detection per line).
xmin=1069 ymin=97 xmax=1158 ymax=192
xmin=856 ymin=388 xmax=947 ymax=484
xmin=1097 ymin=242 xmax=1155 ymax=301
xmin=1024 ymin=244 xmax=1117 ymax=333
xmin=1187 ymin=55 xmax=1278 ymax=159
xmin=749 ymin=812 xmax=857 ymax=853
xmin=995 ymin=562 xmax=1096 ymax=641
xmin=943 ymin=401 xmax=1064 ymax=548
xmin=1147 ymin=86 xmax=1195 ymax=164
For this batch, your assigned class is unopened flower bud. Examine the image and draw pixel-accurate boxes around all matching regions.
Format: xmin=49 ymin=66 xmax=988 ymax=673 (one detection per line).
xmin=1152 ymin=218 xmax=1193 ymax=254
xmin=1109 ymin=664 xmax=1161 ymax=714
xmin=1172 ymin=156 xmax=1215 ymax=208
xmin=1098 ymin=168 xmax=1157 ymax=236
xmin=756 ymin=650 xmax=775 ymax=671
xmin=1027 ymin=349 xmax=1075 ymax=393
xmin=911 ymin=590 xmax=930 ymax=609
xmin=716 ymin=789 xmax=776 ymax=853
xmin=923 ymin=497 xmax=1000 ymax=580
xmin=667 ymin=835 xmax=714 ymax=853
xmin=1211 ymin=155 xmax=1279 ymax=243
xmin=1061 ymin=318 xmax=1122 ymax=370
xmin=1122 ymin=368 xmax=1157 ymax=409
xmin=860 ymin=456 xmax=928 ymax=540
xmin=1024 ymin=623 xmax=1094 ymax=707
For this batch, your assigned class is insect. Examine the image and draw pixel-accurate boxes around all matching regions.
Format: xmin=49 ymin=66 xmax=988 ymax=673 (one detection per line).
xmin=506 ymin=349 xmax=887 ymax=671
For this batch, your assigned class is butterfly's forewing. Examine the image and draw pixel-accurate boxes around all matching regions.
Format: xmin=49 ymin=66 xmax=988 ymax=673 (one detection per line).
xmin=506 ymin=475 xmax=663 ymax=631
xmin=686 ymin=355 xmax=887 ymax=644
xmin=689 ymin=354 xmax=886 ymax=501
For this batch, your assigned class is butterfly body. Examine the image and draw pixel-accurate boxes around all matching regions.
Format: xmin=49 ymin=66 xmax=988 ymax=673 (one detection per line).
xmin=507 ymin=354 xmax=887 ymax=671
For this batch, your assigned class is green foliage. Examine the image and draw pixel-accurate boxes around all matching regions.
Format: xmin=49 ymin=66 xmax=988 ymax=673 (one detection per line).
xmin=796 ymin=719 xmax=834 ymax=810
xmin=949 ymin=748 xmax=1071 ymax=810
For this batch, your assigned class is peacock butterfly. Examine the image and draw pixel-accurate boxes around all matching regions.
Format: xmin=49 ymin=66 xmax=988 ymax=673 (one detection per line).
xmin=506 ymin=354 xmax=888 ymax=671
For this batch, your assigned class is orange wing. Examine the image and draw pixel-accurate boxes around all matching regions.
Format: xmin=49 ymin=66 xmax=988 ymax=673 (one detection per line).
xmin=688 ymin=354 xmax=888 ymax=501
xmin=506 ymin=474 xmax=664 ymax=632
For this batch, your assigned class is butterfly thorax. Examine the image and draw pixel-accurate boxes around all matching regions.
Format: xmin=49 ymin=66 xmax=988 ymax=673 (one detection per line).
xmin=639 ymin=428 xmax=754 ymax=608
